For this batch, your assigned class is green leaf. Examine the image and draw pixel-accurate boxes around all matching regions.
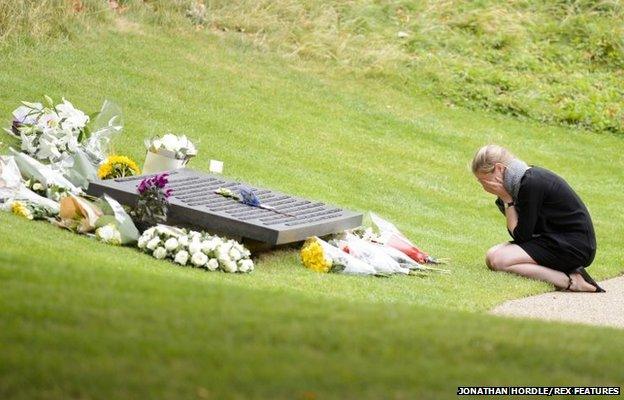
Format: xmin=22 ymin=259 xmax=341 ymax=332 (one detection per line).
xmin=44 ymin=95 xmax=54 ymax=108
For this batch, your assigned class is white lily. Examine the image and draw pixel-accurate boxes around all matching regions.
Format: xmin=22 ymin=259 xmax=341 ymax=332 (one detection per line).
xmin=56 ymin=98 xmax=89 ymax=130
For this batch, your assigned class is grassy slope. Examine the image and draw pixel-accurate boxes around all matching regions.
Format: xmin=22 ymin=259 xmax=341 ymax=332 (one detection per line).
xmin=2 ymin=216 xmax=624 ymax=400
xmin=197 ymin=0 xmax=624 ymax=135
xmin=1 ymin=22 xmax=624 ymax=399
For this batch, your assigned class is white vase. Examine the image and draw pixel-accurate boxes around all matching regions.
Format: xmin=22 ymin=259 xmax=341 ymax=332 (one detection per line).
xmin=142 ymin=150 xmax=187 ymax=175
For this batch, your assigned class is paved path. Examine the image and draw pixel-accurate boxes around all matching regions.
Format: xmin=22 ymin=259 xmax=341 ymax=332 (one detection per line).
xmin=489 ymin=275 xmax=624 ymax=329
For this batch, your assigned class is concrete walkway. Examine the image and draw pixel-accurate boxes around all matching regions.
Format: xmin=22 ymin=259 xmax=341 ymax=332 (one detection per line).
xmin=489 ymin=275 xmax=624 ymax=329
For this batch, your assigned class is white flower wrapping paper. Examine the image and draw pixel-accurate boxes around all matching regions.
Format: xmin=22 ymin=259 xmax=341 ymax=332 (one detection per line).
xmin=138 ymin=224 xmax=253 ymax=273
xmin=0 ymin=155 xmax=60 ymax=214
xmin=336 ymin=233 xmax=410 ymax=275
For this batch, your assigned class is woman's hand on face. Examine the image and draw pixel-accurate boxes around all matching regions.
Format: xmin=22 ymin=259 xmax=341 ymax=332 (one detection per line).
xmin=480 ymin=177 xmax=512 ymax=202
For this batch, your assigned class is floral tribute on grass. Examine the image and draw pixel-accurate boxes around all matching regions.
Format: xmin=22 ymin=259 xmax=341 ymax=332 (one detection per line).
xmin=1 ymin=97 xmax=255 ymax=276
xmin=2 ymin=96 xmax=451 ymax=279
xmin=138 ymin=225 xmax=254 ymax=273
xmin=10 ymin=200 xmax=54 ymax=221
xmin=5 ymin=96 xmax=123 ymax=181
xmin=301 ymin=213 xmax=449 ymax=277
xmin=7 ymin=96 xmax=90 ymax=163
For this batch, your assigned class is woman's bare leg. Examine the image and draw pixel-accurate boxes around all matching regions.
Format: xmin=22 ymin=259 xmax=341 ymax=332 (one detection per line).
xmin=485 ymin=243 xmax=596 ymax=291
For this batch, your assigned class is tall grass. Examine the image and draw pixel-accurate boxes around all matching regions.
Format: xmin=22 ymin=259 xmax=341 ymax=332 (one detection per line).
xmin=201 ymin=0 xmax=624 ymax=135
xmin=0 ymin=0 xmax=110 ymax=44
xmin=2 ymin=0 xmax=623 ymax=135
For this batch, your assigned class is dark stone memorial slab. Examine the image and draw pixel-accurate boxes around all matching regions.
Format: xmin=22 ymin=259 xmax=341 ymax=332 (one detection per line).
xmin=86 ymin=168 xmax=363 ymax=245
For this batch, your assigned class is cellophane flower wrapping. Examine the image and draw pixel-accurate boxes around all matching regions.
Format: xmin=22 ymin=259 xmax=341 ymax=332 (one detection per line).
xmin=82 ymin=100 xmax=123 ymax=164
xmin=57 ymin=194 xmax=104 ymax=233
xmin=0 ymin=155 xmax=60 ymax=214
xmin=95 ymin=194 xmax=140 ymax=245
xmin=367 ymin=212 xmax=432 ymax=264
xmin=6 ymin=98 xmax=123 ymax=190
xmin=334 ymin=233 xmax=410 ymax=275
xmin=9 ymin=148 xmax=81 ymax=195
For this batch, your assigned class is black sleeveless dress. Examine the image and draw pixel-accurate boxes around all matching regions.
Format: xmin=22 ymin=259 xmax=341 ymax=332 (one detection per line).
xmin=495 ymin=166 xmax=597 ymax=273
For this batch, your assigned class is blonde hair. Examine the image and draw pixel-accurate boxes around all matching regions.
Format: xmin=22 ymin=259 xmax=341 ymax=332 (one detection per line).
xmin=471 ymin=144 xmax=515 ymax=174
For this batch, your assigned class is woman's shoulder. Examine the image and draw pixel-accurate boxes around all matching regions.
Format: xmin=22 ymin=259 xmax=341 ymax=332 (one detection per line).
xmin=518 ymin=165 xmax=559 ymax=193
xmin=522 ymin=165 xmax=559 ymax=183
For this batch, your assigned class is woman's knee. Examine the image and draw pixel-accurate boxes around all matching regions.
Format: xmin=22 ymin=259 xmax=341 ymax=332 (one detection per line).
xmin=485 ymin=245 xmax=507 ymax=271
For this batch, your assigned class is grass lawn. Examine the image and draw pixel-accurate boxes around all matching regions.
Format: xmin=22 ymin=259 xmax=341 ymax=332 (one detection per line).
xmin=1 ymin=21 xmax=624 ymax=399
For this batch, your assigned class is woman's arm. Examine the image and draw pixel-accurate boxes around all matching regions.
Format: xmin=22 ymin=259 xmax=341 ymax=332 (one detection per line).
xmin=483 ymin=175 xmax=543 ymax=242
xmin=509 ymin=177 xmax=546 ymax=243
xmin=503 ymin=198 xmax=519 ymax=234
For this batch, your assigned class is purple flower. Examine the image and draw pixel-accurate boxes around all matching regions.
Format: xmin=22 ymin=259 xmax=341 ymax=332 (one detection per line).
xmin=137 ymin=179 xmax=148 ymax=194
xmin=155 ymin=173 xmax=169 ymax=188
xmin=137 ymin=173 xmax=173 ymax=198
xmin=239 ymin=186 xmax=261 ymax=207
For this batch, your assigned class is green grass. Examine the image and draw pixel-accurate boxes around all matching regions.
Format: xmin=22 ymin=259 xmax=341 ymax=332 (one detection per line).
xmin=200 ymin=0 xmax=624 ymax=134
xmin=2 ymin=216 xmax=624 ymax=399
xmin=1 ymin=15 xmax=624 ymax=400
xmin=3 ymin=1 xmax=623 ymax=135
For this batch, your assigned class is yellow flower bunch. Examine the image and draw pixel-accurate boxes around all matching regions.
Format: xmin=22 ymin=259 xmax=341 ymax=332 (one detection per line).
xmin=300 ymin=237 xmax=331 ymax=273
xmin=11 ymin=201 xmax=33 ymax=220
xmin=98 ymin=155 xmax=140 ymax=180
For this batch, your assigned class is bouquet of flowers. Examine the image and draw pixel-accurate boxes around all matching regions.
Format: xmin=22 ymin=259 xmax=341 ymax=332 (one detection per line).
xmin=355 ymin=212 xmax=446 ymax=265
xmin=95 ymin=194 xmax=139 ymax=245
xmin=97 ymin=155 xmax=140 ymax=180
xmin=7 ymin=200 xmax=56 ymax=221
xmin=5 ymin=97 xmax=123 ymax=189
xmin=7 ymin=97 xmax=89 ymax=163
xmin=142 ymin=133 xmax=197 ymax=174
xmin=137 ymin=225 xmax=254 ymax=273
xmin=56 ymin=194 xmax=103 ymax=233
xmin=332 ymin=233 xmax=410 ymax=275
xmin=133 ymin=173 xmax=172 ymax=229
xmin=95 ymin=224 xmax=122 ymax=245
xmin=0 ymin=155 xmax=61 ymax=213
xmin=300 ymin=236 xmax=379 ymax=275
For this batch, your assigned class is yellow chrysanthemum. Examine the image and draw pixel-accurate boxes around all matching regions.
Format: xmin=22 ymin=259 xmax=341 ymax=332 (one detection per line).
xmin=98 ymin=155 xmax=140 ymax=179
xmin=300 ymin=238 xmax=331 ymax=273
xmin=11 ymin=201 xmax=33 ymax=220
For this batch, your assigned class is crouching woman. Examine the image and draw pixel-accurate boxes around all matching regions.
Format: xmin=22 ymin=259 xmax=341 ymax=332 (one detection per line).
xmin=472 ymin=144 xmax=604 ymax=293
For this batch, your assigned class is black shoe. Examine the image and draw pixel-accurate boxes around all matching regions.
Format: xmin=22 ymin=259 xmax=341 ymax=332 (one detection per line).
xmin=573 ymin=267 xmax=606 ymax=293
